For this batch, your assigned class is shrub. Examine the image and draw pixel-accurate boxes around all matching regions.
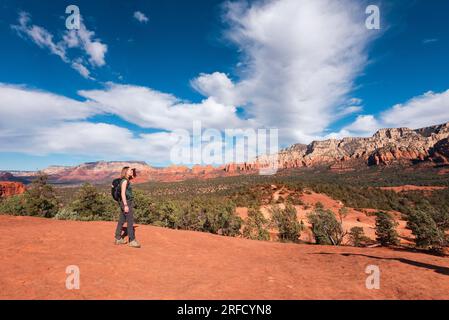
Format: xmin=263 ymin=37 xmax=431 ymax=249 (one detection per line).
xmin=375 ymin=211 xmax=399 ymax=246
xmin=143 ymin=197 xmax=242 ymax=236
xmin=155 ymin=200 xmax=184 ymax=229
xmin=407 ymin=210 xmax=447 ymax=253
xmin=243 ymin=207 xmax=270 ymax=241
xmin=132 ymin=190 xmax=156 ymax=225
xmin=0 ymin=195 xmax=26 ymax=216
xmin=203 ymin=200 xmax=242 ymax=236
xmin=315 ymin=202 xmax=324 ymax=210
xmin=270 ymin=204 xmax=302 ymax=243
xmin=177 ymin=199 xmax=208 ymax=231
xmin=430 ymin=210 xmax=449 ymax=231
xmin=308 ymin=209 xmax=345 ymax=245
xmin=70 ymin=183 xmax=116 ymax=221
xmin=349 ymin=227 xmax=371 ymax=247
xmin=23 ymin=173 xmax=58 ymax=218
xmin=54 ymin=208 xmax=80 ymax=221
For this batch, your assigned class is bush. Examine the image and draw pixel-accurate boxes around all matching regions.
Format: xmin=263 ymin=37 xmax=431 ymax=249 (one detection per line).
xmin=156 ymin=200 xmax=185 ymax=229
xmin=132 ymin=190 xmax=157 ymax=225
xmin=176 ymin=199 xmax=208 ymax=231
xmin=375 ymin=211 xmax=399 ymax=246
xmin=308 ymin=209 xmax=345 ymax=245
xmin=407 ymin=210 xmax=447 ymax=253
xmin=23 ymin=173 xmax=58 ymax=218
xmin=270 ymin=204 xmax=302 ymax=243
xmin=203 ymin=200 xmax=242 ymax=236
xmin=243 ymin=207 xmax=270 ymax=241
xmin=349 ymin=227 xmax=371 ymax=247
xmin=0 ymin=195 xmax=26 ymax=216
xmin=135 ymin=197 xmax=243 ymax=237
xmin=70 ymin=183 xmax=116 ymax=221
xmin=54 ymin=208 xmax=80 ymax=221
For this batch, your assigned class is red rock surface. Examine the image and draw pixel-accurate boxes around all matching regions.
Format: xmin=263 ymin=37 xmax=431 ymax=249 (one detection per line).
xmin=0 ymin=182 xmax=26 ymax=198
xmin=1 ymin=215 xmax=448 ymax=300
xmin=431 ymin=138 xmax=449 ymax=165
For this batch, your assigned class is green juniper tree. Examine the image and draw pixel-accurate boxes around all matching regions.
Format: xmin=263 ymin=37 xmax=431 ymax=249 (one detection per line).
xmin=70 ymin=183 xmax=115 ymax=220
xmin=407 ymin=210 xmax=447 ymax=253
xmin=308 ymin=208 xmax=346 ymax=246
xmin=24 ymin=173 xmax=58 ymax=218
xmin=243 ymin=207 xmax=270 ymax=241
xmin=349 ymin=226 xmax=371 ymax=247
xmin=375 ymin=211 xmax=399 ymax=246
xmin=270 ymin=204 xmax=302 ymax=243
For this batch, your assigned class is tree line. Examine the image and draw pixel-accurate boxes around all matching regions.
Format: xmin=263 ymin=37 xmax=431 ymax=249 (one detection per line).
xmin=0 ymin=173 xmax=447 ymax=254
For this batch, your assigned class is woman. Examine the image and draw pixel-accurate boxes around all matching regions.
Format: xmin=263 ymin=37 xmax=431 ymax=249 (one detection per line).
xmin=114 ymin=167 xmax=141 ymax=248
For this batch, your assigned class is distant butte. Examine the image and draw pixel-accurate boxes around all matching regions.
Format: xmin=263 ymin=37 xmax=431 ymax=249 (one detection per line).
xmin=1 ymin=122 xmax=449 ymax=185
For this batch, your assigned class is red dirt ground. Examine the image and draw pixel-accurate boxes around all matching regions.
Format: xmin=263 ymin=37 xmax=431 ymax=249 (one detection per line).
xmin=1 ymin=215 xmax=449 ymax=300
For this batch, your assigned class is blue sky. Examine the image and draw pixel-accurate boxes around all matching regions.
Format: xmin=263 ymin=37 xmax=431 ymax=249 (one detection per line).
xmin=0 ymin=0 xmax=448 ymax=170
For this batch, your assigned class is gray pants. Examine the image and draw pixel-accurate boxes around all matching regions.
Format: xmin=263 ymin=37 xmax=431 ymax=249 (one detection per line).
xmin=115 ymin=200 xmax=136 ymax=241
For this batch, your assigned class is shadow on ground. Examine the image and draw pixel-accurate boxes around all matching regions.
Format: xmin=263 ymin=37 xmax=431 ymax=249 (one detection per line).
xmin=311 ymin=252 xmax=449 ymax=276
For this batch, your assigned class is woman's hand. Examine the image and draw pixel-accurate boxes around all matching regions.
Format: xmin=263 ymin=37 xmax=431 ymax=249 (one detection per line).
xmin=124 ymin=205 xmax=129 ymax=214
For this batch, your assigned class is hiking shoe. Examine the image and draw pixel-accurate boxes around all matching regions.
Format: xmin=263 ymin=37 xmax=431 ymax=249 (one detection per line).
xmin=115 ymin=238 xmax=127 ymax=245
xmin=128 ymin=240 xmax=141 ymax=248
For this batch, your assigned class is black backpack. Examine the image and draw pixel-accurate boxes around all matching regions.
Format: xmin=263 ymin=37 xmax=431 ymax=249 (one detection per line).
xmin=111 ymin=178 xmax=125 ymax=202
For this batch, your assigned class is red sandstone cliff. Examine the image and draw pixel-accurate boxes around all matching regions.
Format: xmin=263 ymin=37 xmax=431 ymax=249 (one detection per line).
xmin=228 ymin=122 xmax=449 ymax=172
xmin=4 ymin=122 xmax=449 ymax=184
xmin=0 ymin=182 xmax=26 ymax=198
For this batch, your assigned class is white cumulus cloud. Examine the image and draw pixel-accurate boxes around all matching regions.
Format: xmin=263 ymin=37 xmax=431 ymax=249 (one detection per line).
xmin=330 ymin=90 xmax=449 ymax=138
xmin=78 ymin=83 xmax=244 ymax=131
xmin=192 ymin=0 xmax=377 ymax=143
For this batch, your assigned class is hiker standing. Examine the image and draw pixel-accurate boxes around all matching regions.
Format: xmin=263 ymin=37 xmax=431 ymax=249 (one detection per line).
xmin=114 ymin=167 xmax=141 ymax=248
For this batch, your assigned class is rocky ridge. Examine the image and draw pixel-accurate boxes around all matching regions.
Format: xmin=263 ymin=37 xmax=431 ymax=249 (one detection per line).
xmin=2 ymin=122 xmax=449 ymax=184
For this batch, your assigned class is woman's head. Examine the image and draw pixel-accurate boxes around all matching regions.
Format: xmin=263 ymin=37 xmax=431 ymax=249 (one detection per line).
xmin=120 ymin=166 xmax=132 ymax=179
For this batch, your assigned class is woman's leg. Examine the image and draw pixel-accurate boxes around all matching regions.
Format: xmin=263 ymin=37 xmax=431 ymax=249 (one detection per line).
xmin=126 ymin=201 xmax=136 ymax=241
xmin=114 ymin=205 xmax=126 ymax=240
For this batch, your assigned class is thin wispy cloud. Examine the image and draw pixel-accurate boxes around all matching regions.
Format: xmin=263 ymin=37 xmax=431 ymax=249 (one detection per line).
xmin=423 ymin=38 xmax=438 ymax=44
xmin=11 ymin=11 xmax=107 ymax=79
xmin=12 ymin=12 xmax=67 ymax=61
xmin=63 ymin=17 xmax=108 ymax=67
xmin=133 ymin=11 xmax=149 ymax=24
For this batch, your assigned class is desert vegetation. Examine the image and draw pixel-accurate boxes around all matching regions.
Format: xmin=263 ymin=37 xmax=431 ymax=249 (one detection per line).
xmin=242 ymin=207 xmax=271 ymax=241
xmin=375 ymin=211 xmax=400 ymax=247
xmin=308 ymin=206 xmax=345 ymax=246
xmin=270 ymin=204 xmax=303 ymax=243
xmin=1 ymin=167 xmax=449 ymax=255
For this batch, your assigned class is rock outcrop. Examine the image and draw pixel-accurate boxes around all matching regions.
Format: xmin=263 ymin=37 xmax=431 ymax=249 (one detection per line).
xmin=0 ymin=172 xmax=15 ymax=181
xmin=5 ymin=122 xmax=449 ymax=184
xmin=0 ymin=182 xmax=26 ymax=198
xmin=430 ymin=138 xmax=449 ymax=165
xmin=246 ymin=122 xmax=449 ymax=170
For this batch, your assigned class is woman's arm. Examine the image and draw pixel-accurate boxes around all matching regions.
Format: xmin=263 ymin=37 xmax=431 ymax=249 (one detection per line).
xmin=121 ymin=180 xmax=129 ymax=213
